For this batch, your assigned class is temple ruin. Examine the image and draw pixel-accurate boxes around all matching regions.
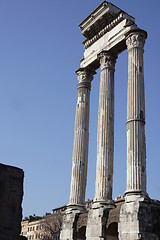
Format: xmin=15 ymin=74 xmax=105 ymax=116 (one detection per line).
xmin=60 ymin=2 xmax=160 ymax=240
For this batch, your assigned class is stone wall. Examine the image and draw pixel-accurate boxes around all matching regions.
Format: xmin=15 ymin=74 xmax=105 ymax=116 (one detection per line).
xmin=71 ymin=199 xmax=160 ymax=239
xmin=75 ymin=200 xmax=123 ymax=239
xmin=119 ymin=198 xmax=160 ymax=240
xmin=0 ymin=163 xmax=24 ymax=240
xmin=149 ymin=200 xmax=160 ymax=238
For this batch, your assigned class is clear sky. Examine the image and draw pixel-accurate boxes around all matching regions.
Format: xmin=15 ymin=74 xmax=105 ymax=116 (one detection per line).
xmin=0 ymin=0 xmax=160 ymax=218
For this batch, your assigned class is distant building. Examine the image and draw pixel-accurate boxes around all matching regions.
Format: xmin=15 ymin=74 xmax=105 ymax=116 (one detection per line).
xmin=21 ymin=205 xmax=66 ymax=239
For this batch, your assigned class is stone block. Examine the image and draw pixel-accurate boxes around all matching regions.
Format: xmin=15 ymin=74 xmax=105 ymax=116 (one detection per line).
xmin=118 ymin=199 xmax=160 ymax=240
xmin=0 ymin=163 xmax=24 ymax=240
xmin=86 ymin=207 xmax=109 ymax=240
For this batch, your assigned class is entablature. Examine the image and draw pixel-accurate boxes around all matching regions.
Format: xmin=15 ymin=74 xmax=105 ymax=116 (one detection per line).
xmin=78 ymin=1 xmax=143 ymax=70
xmin=79 ymin=1 xmax=135 ymax=41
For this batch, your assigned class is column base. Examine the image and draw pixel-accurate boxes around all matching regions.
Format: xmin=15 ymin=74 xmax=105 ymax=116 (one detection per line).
xmin=66 ymin=203 xmax=86 ymax=213
xmin=124 ymin=190 xmax=149 ymax=203
xmin=60 ymin=204 xmax=86 ymax=240
xmin=118 ymin=198 xmax=160 ymax=240
xmin=92 ymin=198 xmax=115 ymax=209
xmin=86 ymin=199 xmax=115 ymax=240
xmin=86 ymin=207 xmax=109 ymax=240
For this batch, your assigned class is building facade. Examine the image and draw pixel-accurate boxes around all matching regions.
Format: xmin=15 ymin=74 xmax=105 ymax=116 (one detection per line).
xmin=21 ymin=206 xmax=66 ymax=240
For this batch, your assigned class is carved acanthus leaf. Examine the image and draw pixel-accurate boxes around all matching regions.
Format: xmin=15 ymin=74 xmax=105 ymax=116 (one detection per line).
xmin=98 ymin=51 xmax=117 ymax=71
xmin=126 ymin=32 xmax=146 ymax=50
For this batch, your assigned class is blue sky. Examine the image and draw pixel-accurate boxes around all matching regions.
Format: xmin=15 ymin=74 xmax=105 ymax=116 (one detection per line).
xmin=0 ymin=0 xmax=160 ymax=218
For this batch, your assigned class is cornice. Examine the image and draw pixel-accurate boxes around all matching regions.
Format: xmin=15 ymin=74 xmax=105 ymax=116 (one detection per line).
xmin=79 ymin=1 xmax=123 ymax=38
xmin=79 ymin=1 xmax=135 ymax=49
xmin=83 ymin=12 xmax=125 ymax=49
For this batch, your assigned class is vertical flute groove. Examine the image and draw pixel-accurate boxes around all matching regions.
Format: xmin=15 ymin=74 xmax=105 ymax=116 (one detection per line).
xmin=94 ymin=51 xmax=116 ymax=203
xmin=69 ymin=68 xmax=94 ymax=207
xmin=126 ymin=31 xmax=147 ymax=196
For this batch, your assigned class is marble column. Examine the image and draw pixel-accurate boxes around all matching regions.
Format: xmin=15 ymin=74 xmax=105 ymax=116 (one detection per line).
xmin=94 ymin=51 xmax=116 ymax=207
xmin=125 ymin=30 xmax=147 ymax=199
xmin=69 ymin=68 xmax=94 ymax=209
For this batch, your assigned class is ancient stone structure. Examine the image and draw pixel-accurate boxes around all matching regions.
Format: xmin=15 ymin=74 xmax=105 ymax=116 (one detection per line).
xmin=60 ymin=1 xmax=160 ymax=239
xmin=0 ymin=163 xmax=24 ymax=240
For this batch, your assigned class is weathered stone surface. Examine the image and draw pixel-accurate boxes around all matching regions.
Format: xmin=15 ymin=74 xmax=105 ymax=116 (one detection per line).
xmin=60 ymin=209 xmax=85 ymax=240
xmin=0 ymin=163 xmax=24 ymax=240
xmin=60 ymin=199 xmax=160 ymax=239
xmin=60 ymin=68 xmax=95 ymax=240
xmin=79 ymin=2 xmax=138 ymax=70
xmin=119 ymin=199 xmax=160 ymax=240
xmin=86 ymin=206 xmax=109 ymax=240
xmin=125 ymin=30 xmax=147 ymax=200
xmin=86 ymin=51 xmax=117 ymax=240
xmin=68 ymin=68 xmax=95 ymax=208
xmin=76 ymin=199 xmax=123 ymax=240
xmin=77 ymin=213 xmax=88 ymax=232
xmin=107 ymin=199 xmax=123 ymax=227
xmin=94 ymin=51 xmax=116 ymax=205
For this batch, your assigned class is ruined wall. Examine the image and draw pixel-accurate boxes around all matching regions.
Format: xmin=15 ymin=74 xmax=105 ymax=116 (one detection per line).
xmin=76 ymin=200 xmax=123 ymax=240
xmin=139 ymin=199 xmax=160 ymax=239
xmin=0 ymin=163 xmax=24 ymax=240
xmin=76 ymin=199 xmax=160 ymax=239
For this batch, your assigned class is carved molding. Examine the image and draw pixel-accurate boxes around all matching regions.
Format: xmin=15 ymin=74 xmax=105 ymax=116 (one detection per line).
xmin=126 ymin=31 xmax=146 ymax=51
xmin=98 ymin=51 xmax=117 ymax=71
xmin=83 ymin=12 xmax=124 ymax=49
xmin=76 ymin=68 xmax=96 ymax=89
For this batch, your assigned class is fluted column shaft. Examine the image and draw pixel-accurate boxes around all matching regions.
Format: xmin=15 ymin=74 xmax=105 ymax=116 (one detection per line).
xmin=94 ymin=51 xmax=116 ymax=204
xmin=126 ymin=31 xmax=147 ymax=196
xmin=69 ymin=68 xmax=94 ymax=207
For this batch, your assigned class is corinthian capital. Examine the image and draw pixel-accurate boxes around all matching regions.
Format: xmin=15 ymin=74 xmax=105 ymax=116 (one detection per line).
xmin=76 ymin=68 xmax=96 ymax=89
xmin=98 ymin=51 xmax=117 ymax=71
xmin=126 ymin=30 xmax=147 ymax=51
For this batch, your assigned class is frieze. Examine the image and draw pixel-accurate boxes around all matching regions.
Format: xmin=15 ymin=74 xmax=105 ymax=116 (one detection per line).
xmin=83 ymin=13 xmax=124 ymax=49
